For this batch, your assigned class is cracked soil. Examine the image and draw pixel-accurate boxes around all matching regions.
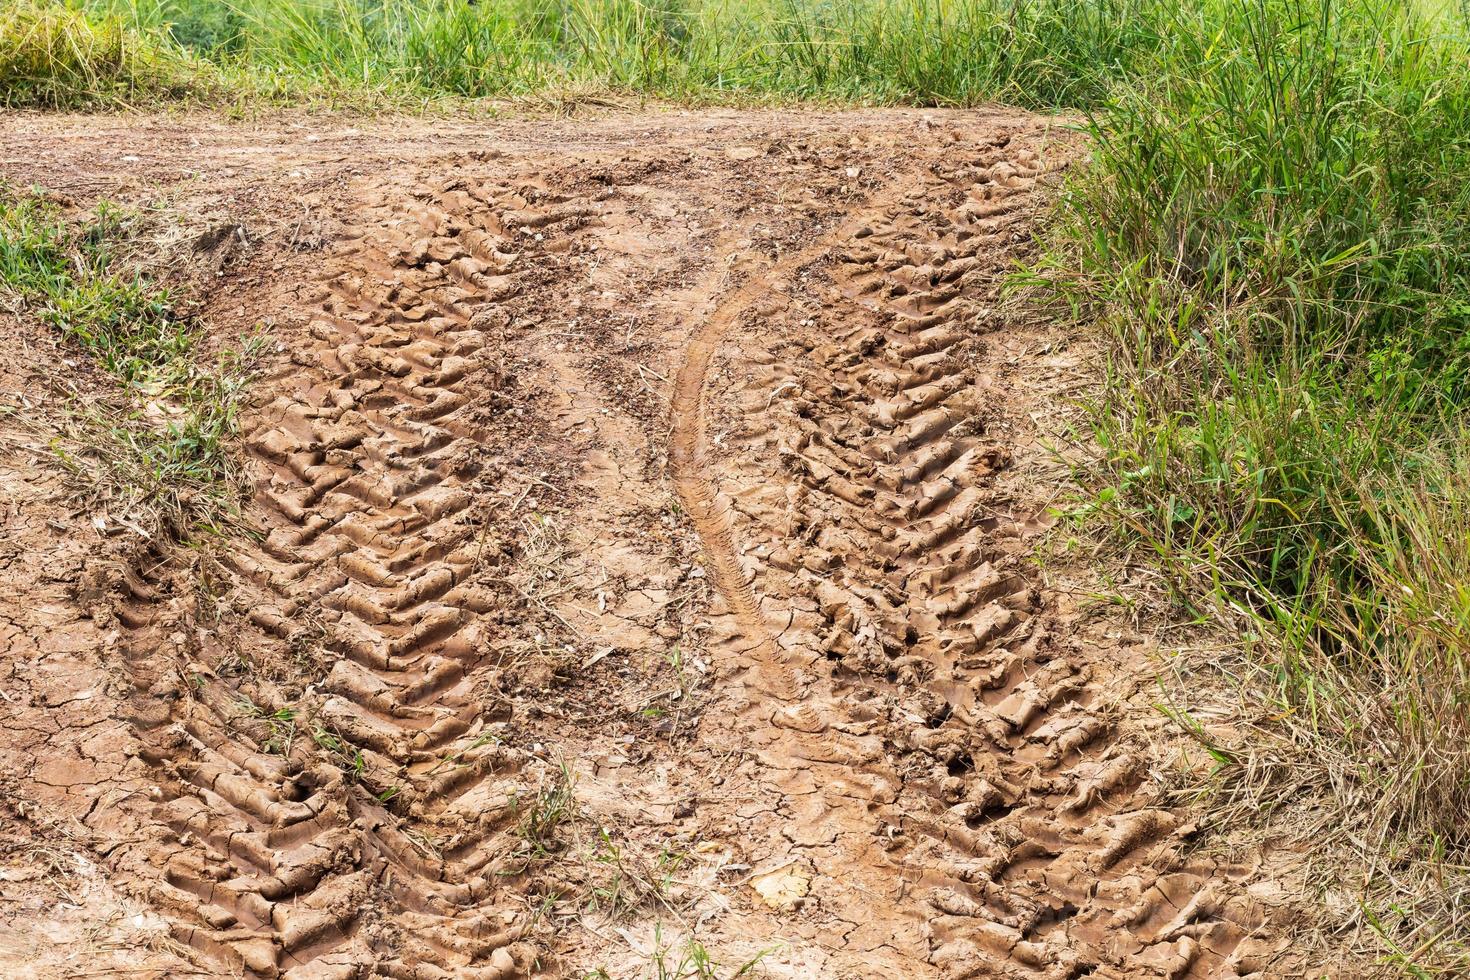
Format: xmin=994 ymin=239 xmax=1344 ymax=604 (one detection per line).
xmin=0 ymin=108 xmax=1303 ymax=979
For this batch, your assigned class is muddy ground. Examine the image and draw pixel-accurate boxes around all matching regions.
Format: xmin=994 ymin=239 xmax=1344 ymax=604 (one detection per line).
xmin=0 ymin=109 xmax=1309 ymax=979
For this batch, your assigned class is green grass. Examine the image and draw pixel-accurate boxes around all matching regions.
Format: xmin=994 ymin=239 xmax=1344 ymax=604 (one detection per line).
xmin=0 ymin=193 xmax=192 ymax=380
xmin=1025 ymin=0 xmax=1470 ymax=968
xmin=512 ymin=761 xmax=578 ymax=862
xmin=581 ymin=924 xmax=771 ymax=980
xmin=8 ymin=0 xmax=1191 ymax=109
xmin=2 ymin=2 xmax=208 ymax=107
xmin=0 ymin=185 xmax=261 ymax=534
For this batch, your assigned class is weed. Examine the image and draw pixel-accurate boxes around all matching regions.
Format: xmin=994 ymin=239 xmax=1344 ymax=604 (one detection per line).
xmin=422 ymin=729 xmax=502 ymax=780
xmin=308 ymin=720 xmax=368 ymax=781
xmin=577 ymin=925 xmax=768 ymax=980
xmin=635 ymin=645 xmax=704 ymax=736
xmin=511 ymin=760 xmax=578 ymax=861
xmin=234 ymin=698 xmax=297 ymax=755
xmin=643 ymin=925 xmax=772 ymax=980
xmin=0 ymin=192 xmax=188 ymax=382
xmin=584 ymin=828 xmax=695 ymax=920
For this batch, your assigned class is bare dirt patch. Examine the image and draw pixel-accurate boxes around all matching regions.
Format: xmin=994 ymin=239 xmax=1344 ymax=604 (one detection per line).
xmin=1 ymin=109 xmax=1304 ymax=978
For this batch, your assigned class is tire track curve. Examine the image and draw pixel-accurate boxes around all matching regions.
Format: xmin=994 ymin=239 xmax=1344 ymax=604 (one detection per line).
xmin=677 ymin=132 xmax=1288 ymax=978
xmin=668 ymin=180 xmax=919 ymax=707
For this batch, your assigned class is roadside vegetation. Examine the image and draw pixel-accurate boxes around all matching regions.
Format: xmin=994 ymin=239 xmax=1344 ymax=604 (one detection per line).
xmin=2 ymin=2 xmax=207 ymax=108
xmin=0 ymin=186 xmax=261 ymax=535
xmin=6 ymin=0 xmax=1470 ymax=970
xmin=1032 ymin=2 xmax=1470 ymax=970
xmin=0 ymin=0 xmax=1309 ymax=109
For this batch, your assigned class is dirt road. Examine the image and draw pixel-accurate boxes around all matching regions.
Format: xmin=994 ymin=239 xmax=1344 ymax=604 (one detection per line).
xmin=0 ymin=109 xmax=1290 ymax=978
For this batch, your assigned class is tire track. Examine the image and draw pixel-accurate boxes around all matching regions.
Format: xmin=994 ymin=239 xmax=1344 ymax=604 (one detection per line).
xmin=679 ymin=135 xmax=1286 ymax=977
xmin=62 ymin=113 xmax=1294 ymax=979
xmin=110 ymin=163 xmax=601 ymax=979
xmin=668 ymin=168 xmax=957 ymax=704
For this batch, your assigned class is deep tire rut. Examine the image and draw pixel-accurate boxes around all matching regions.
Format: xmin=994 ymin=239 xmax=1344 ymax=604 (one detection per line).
xmin=675 ymin=145 xmax=1284 ymax=976
xmin=111 ymin=165 xmax=595 ymax=979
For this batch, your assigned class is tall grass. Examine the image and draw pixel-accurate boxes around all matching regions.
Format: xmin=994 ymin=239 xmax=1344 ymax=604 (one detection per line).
xmin=1033 ymin=0 xmax=1470 ymax=965
xmin=2 ymin=2 xmax=206 ymax=107
xmin=46 ymin=0 xmax=1190 ymax=107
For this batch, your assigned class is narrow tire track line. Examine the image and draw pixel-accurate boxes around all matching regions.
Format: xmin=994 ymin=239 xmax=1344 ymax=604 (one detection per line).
xmin=668 ymin=184 xmax=908 ymax=704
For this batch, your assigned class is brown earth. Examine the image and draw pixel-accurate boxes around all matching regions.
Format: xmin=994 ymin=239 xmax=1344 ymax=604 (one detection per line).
xmin=0 ymin=108 xmax=1308 ymax=979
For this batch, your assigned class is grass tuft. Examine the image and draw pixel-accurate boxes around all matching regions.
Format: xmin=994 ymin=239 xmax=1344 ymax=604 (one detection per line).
xmin=512 ymin=761 xmax=578 ymax=862
xmin=0 ymin=184 xmax=262 ymax=536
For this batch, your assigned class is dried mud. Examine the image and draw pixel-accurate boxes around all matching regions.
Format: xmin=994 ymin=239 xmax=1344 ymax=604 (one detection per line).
xmin=0 ymin=109 xmax=1302 ymax=979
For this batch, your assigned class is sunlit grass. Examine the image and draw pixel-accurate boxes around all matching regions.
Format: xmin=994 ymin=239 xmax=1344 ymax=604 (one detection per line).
xmin=2 ymin=1 xmax=207 ymax=107
xmin=49 ymin=0 xmax=1184 ymax=108
xmin=1028 ymin=0 xmax=1470 ymax=967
